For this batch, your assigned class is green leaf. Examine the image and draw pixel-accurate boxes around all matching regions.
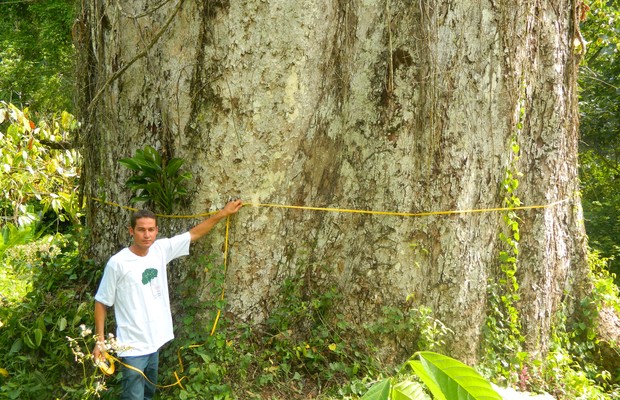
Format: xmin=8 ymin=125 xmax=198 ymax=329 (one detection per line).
xmin=57 ymin=317 xmax=67 ymax=332
xmin=128 ymin=195 xmax=152 ymax=204
xmin=362 ymin=379 xmax=391 ymax=400
xmin=118 ymin=158 xmax=141 ymax=170
xmin=164 ymin=158 xmax=185 ymax=176
xmin=33 ymin=328 xmax=43 ymax=347
xmin=410 ymin=352 xmax=502 ymax=400
xmin=144 ymin=145 xmax=162 ymax=165
xmin=7 ymin=123 xmax=21 ymax=139
xmin=23 ymin=333 xmax=36 ymax=349
xmin=126 ymin=157 xmax=162 ymax=173
xmin=10 ymin=339 xmax=22 ymax=354
xmin=126 ymin=177 xmax=152 ymax=187
xmin=392 ymin=380 xmax=431 ymax=400
xmin=406 ymin=360 xmax=447 ymax=400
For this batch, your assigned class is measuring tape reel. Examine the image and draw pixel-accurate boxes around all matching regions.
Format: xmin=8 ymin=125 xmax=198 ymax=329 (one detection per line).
xmin=96 ymin=352 xmax=115 ymax=375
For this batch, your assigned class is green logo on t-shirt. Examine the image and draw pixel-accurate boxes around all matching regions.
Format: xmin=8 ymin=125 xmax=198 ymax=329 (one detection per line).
xmin=142 ymin=268 xmax=158 ymax=285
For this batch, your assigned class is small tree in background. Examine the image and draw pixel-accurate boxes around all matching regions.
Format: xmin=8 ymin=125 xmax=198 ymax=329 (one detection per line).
xmin=579 ymin=1 xmax=620 ymax=281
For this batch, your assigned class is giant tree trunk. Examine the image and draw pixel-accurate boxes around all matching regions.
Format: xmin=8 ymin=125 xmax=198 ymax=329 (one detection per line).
xmin=78 ymin=0 xmax=588 ymax=363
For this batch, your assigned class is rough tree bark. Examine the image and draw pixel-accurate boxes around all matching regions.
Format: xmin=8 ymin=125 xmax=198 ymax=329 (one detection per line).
xmin=77 ymin=0 xmax=588 ymax=363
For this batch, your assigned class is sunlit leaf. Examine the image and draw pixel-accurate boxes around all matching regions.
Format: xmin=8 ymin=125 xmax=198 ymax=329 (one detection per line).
xmin=392 ymin=380 xmax=431 ymax=400
xmin=33 ymin=328 xmax=43 ymax=347
xmin=409 ymin=352 xmax=502 ymax=400
xmin=361 ymin=379 xmax=391 ymax=400
xmin=406 ymin=360 xmax=446 ymax=400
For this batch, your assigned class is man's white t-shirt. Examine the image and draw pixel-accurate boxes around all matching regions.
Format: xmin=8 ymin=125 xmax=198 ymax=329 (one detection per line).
xmin=95 ymin=232 xmax=191 ymax=357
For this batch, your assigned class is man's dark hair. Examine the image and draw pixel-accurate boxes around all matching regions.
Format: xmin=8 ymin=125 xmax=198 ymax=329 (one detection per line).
xmin=130 ymin=209 xmax=158 ymax=228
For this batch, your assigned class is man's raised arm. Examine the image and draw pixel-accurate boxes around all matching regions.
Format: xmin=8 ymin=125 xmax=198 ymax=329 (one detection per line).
xmin=189 ymin=199 xmax=243 ymax=242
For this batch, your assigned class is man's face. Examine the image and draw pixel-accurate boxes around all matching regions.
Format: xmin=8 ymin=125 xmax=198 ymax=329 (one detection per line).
xmin=129 ymin=217 xmax=158 ymax=250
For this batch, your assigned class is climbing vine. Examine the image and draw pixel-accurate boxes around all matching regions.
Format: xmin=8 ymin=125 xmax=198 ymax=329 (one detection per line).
xmin=482 ymin=112 xmax=526 ymax=382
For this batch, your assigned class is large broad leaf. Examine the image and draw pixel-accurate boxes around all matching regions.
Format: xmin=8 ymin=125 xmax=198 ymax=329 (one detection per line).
xmin=126 ymin=176 xmax=152 ymax=188
xmin=143 ymin=145 xmax=162 ymax=165
xmin=0 ymin=223 xmax=35 ymax=258
xmin=118 ymin=157 xmax=142 ymax=171
xmin=392 ymin=380 xmax=431 ymax=400
xmin=164 ymin=157 xmax=185 ymax=177
xmin=362 ymin=379 xmax=391 ymax=400
xmin=407 ymin=360 xmax=447 ymax=400
xmin=128 ymin=195 xmax=152 ymax=204
xmin=120 ymin=156 xmax=162 ymax=173
xmin=406 ymin=352 xmax=502 ymax=400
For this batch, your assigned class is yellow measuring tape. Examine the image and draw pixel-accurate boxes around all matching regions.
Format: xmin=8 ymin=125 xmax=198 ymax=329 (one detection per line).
xmin=91 ymin=197 xmax=570 ymax=219
xmin=97 ymin=351 xmax=188 ymax=389
xmin=96 ymin=352 xmax=115 ymax=375
xmin=91 ymin=196 xmax=571 ymax=388
xmin=244 ymin=198 xmax=570 ymax=217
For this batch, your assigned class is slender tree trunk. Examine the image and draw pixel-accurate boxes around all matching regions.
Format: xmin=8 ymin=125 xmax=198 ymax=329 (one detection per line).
xmin=78 ymin=0 xmax=588 ymax=363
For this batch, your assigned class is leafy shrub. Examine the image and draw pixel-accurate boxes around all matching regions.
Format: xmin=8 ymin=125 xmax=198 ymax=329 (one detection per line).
xmin=0 ymin=230 xmax=103 ymax=400
xmin=0 ymin=102 xmax=81 ymax=227
xmin=367 ymin=303 xmax=453 ymax=357
xmin=156 ymin=261 xmax=381 ymax=399
xmin=119 ymin=145 xmax=192 ymax=215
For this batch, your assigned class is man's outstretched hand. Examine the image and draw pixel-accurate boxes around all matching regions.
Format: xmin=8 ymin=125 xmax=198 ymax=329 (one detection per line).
xmin=221 ymin=199 xmax=243 ymax=216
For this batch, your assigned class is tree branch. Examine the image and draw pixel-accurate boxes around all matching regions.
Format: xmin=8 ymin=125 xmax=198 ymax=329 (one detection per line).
xmin=87 ymin=0 xmax=187 ymax=113
xmin=39 ymin=139 xmax=75 ymax=150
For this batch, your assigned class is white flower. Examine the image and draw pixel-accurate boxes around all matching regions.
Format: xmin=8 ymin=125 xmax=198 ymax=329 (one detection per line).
xmin=79 ymin=324 xmax=92 ymax=337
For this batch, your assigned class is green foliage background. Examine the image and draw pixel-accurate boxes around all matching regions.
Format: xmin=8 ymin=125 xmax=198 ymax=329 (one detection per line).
xmin=0 ymin=0 xmax=76 ymax=113
xmin=579 ymin=0 xmax=620 ymax=280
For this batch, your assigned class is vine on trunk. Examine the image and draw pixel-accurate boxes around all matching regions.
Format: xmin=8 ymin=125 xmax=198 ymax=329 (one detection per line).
xmin=482 ymin=111 xmax=526 ymax=383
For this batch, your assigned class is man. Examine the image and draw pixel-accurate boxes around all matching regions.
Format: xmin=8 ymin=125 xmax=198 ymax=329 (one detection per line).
xmin=92 ymin=199 xmax=243 ymax=399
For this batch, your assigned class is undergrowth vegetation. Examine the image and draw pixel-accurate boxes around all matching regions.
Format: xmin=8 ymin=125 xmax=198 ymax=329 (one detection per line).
xmin=0 ymin=229 xmax=101 ymax=399
xmin=157 ymin=259 xmax=383 ymax=400
xmin=2 ymin=233 xmax=620 ymax=399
